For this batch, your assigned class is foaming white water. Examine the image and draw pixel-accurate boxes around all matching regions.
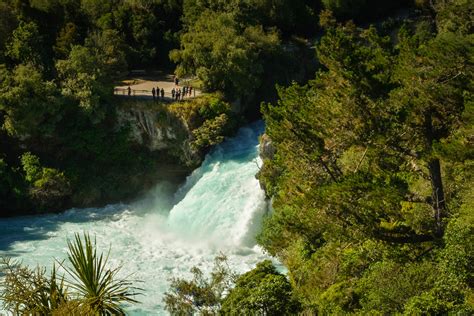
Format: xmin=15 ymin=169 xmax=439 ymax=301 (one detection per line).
xmin=0 ymin=121 xmax=269 ymax=315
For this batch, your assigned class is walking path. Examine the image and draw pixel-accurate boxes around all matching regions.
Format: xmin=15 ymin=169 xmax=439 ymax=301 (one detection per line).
xmin=114 ymin=74 xmax=201 ymax=101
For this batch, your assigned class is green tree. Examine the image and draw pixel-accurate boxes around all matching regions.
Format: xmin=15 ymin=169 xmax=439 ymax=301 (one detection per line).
xmin=257 ymin=4 xmax=473 ymax=313
xmin=0 ymin=64 xmax=62 ymax=138
xmin=53 ymin=22 xmax=79 ymax=59
xmin=0 ymin=1 xmax=18 ymax=62
xmin=322 ymin=0 xmax=410 ymax=21
xmin=20 ymin=151 xmax=42 ymax=183
xmin=170 ymin=10 xmax=281 ymax=100
xmin=221 ymin=260 xmax=301 ymax=315
xmin=164 ymin=257 xmax=300 ymax=315
xmin=182 ymin=0 xmax=320 ymax=37
xmin=389 ymin=29 xmax=473 ymax=234
xmin=6 ymin=21 xmax=44 ymax=66
xmin=191 ymin=113 xmax=229 ymax=151
xmin=85 ymin=29 xmax=128 ymax=79
xmin=164 ymin=255 xmax=234 ymax=315
xmin=21 ymin=152 xmax=71 ymax=212
xmin=56 ymin=45 xmax=110 ymax=119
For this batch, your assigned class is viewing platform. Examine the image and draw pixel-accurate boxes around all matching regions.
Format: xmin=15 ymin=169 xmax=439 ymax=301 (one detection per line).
xmin=114 ymin=73 xmax=201 ymax=101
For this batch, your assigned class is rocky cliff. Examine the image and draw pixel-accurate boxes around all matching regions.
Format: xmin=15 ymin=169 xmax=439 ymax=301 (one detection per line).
xmin=116 ymin=99 xmax=203 ymax=168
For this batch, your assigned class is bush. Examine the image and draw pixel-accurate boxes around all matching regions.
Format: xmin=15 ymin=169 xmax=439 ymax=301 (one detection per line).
xmin=21 ymin=152 xmax=71 ymax=212
xmin=191 ymin=113 xmax=229 ymax=151
xmin=221 ymin=260 xmax=301 ymax=315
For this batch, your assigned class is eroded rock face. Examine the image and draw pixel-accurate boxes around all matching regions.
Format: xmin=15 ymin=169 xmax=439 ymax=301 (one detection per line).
xmin=259 ymin=133 xmax=275 ymax=160
xmin=256 ymin=133 xmax=276 ymax=197
xmin=117 ymin=108 xmax=178 ymax=151
xmin=116 ymin=104 xmax=202 ymax=168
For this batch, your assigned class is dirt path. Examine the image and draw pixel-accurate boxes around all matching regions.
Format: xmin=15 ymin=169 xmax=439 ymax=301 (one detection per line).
xmin=114 ymin=74 xmax=201 ymax=101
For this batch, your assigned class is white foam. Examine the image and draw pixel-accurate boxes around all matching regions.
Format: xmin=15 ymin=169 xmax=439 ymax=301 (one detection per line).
xmin=0 ymin=122 xmax=271 ymax=315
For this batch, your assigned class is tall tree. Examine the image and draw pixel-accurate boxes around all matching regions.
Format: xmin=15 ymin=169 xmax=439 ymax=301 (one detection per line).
xmin=258 ymin=6 xmax=473 ymax=313
xmin=170 ymin=10 xmax=281 ymax=100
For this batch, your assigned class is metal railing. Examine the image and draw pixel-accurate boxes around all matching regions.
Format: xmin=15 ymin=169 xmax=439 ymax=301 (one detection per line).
xmin=114 ymin=88 xmax=197 ymax=101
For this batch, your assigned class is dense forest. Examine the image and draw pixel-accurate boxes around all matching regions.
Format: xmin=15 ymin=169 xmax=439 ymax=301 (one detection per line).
xmin=165 ymin=0 xmax=473 ymax=314
xmin=256 ymin=1 xmax=473 ymax=314
xmin=0 ymin=0 xmax=473 ymax=315
xmin=0 ymin=0 xmax=414 ymax=216
xmin=0 ymin=0 xmax=324 ymax=216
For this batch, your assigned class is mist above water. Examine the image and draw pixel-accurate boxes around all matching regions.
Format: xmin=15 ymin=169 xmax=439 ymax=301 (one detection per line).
xmin=0 ymin=121 xmax=270 ymax=315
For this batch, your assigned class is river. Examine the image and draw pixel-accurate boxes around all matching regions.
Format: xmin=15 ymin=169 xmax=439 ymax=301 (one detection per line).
xmin=0 ymin=121 xmax=270 ymax=315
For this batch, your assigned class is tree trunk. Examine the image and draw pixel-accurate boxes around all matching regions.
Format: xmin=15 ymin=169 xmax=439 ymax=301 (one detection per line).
xmin=424 ymin=111 xmax=446 ymax=235
xmin=428 ymin=157 xmax=446 ymax=234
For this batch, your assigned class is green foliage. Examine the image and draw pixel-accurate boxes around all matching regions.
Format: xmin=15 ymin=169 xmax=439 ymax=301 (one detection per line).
xmin=0 ymin=258 xmax=68 ymax=315
xmin=0 ymin=64 xmax=62 ymax=137
xmin=182 ymin=0 xmax=320 ymax=37
xmin=0 ymin=233 xmax=140 ymax=315
xmin=165 ymin=257 xmax=300 ymax=315
xmin=164 ymin=255 xmax=234 ymax=315
xmin=6 ymin=21 xmax=44 ymax=66
xmin=20 ymin=152 xmax=71 ymax=212
xmin=63 ymin=233 xmax=140 ymax=314
xmin=192 ymin=113 xmax=229 ymax=151
xmin=30 ymin=167 xmax=71 ymax=212
xmin=435 ymin=0 xmax=474 ymax=35
xmin=21 ymin=152 xmax=42 ymax=183
xmin=322 ymin=0 xmax=410 ymax=21
xmin=85 ymin=29 xmax=128 ymax=79
xmin=199 ymin=97 xmax=230 ymax=120
xmin=171 ymin=10 xmax=281 ymax=99
xmin=221 ymin=260 xmax=301 ymax=315
xmin=169 ymin=93 xmax=237 ymax=155
xmin=0 ymin=154 xmax=29 ymax=214
xmin=53 ymin=22 xmax=79 ymax=59
xmin=55 ymin=29 xmax=127 ymax=120
xmin=0 ymin=1 xmax=17 ymax=62
xmin=258 ymin=2 xmax=474 ymax=313
xmin=356 ymin=260 xmax=438 ymax=313
xmin=56 ymin=45 xmax=109 ymax=119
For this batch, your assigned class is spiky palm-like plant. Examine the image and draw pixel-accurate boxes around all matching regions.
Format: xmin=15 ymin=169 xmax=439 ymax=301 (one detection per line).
xmin=63 ymin=233 xmax=141 ymax=315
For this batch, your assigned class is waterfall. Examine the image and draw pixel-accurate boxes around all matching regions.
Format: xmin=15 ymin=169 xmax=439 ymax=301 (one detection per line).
xmin=167 ymin=121 xmax=266 ymax=247
xmin=0 ymin=121 xmax=269 ymax=315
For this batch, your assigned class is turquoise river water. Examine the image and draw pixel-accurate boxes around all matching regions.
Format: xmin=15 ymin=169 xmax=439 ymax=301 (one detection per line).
xmin=0 ymin=122 xmax=271 ymax=315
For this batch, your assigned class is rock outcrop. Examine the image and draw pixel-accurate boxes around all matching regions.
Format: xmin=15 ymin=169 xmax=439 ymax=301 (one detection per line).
xmin=116 ymin=100 xmax=203 ymax=168
xmin=259 ymin=133 xmax=275 ymax=160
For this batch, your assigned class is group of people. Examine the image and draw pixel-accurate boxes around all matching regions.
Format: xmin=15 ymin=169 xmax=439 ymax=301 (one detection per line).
xmin=124 ymin=76 xmax=195 ymax=101
xmin=151 ymin=87 xmax=165 ymax=100
xmin=171 ymin=86 xmax=193 ymax=101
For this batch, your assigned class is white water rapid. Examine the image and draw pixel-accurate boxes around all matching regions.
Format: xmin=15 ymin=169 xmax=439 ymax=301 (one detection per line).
xmin=0 ymin=121 xmax=270 ymax=315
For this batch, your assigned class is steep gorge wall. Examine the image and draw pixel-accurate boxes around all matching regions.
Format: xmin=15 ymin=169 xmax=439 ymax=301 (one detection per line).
xmin=116 ymin=99 xmax=202 ymax=168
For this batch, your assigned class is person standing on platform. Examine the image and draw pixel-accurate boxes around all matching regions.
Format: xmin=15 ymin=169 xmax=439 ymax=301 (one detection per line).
xmin=161 ymin=88 xmax=164 ymax=99
xmin=152 ymin=87 xmax=156 ymax=100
